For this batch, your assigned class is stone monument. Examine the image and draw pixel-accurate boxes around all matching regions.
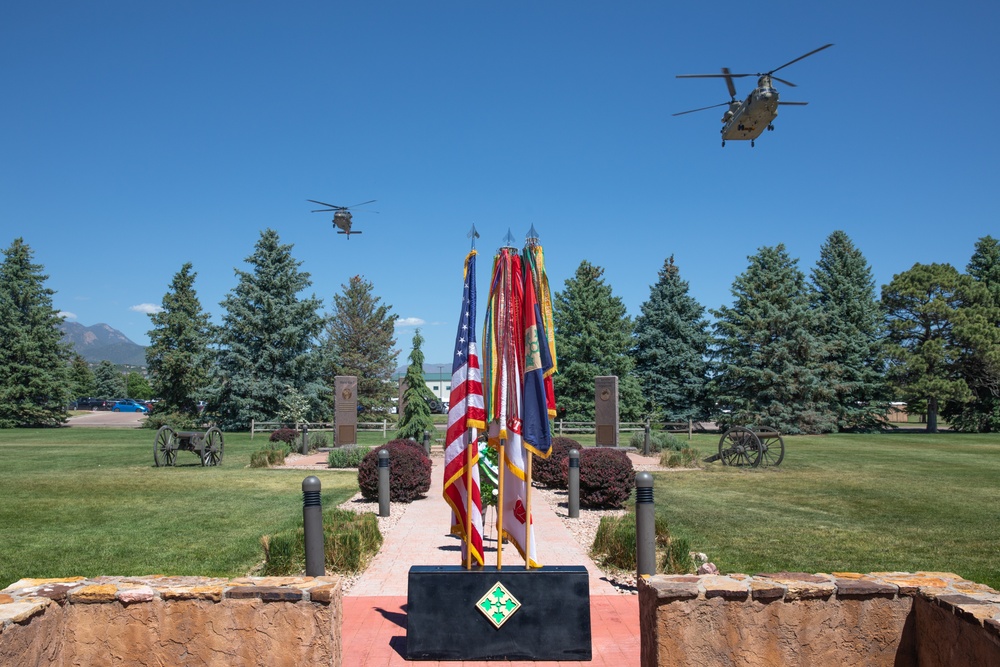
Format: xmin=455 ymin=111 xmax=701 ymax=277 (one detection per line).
xmin=335 ymin=376 xmax=358 ymax=446
xmin=594 ymin=375 xmax=619 ymax=447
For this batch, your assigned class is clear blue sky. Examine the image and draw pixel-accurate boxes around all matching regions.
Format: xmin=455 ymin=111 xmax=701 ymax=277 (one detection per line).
xmin=2 ymin=2 xmax=997 ymax=365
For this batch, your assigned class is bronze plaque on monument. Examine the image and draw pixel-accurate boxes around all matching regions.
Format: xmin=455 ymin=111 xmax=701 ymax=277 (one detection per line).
xmin=335 ymin=376 xmax=358 ymax=446
xmin=594 ymin=376 xmax=619 ymax=447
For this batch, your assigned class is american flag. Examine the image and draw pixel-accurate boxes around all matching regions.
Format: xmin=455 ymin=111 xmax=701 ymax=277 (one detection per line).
xmin=442 ymin=250 xmax=486 ymax=566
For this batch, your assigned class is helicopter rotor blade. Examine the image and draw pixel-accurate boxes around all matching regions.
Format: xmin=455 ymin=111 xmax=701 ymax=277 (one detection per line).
xmin=676 ymin=72 xmax=753 ymax=80
xmin=772 ymin=76 xmax=797 ymax=88
xmin=672 ymin=101 xmax=732 ymax=117
xmin=721 ymin=67 xmax=737 ymax=99
xmin=768 ymin=43 xmax=833 ymax=75
xmin=345 ymin=200 xmax=377 ymax=208
xmin=778 ymin=101 xmax=809 ymax=106
xmin=307 ymin=199 xmax=344 ymax=210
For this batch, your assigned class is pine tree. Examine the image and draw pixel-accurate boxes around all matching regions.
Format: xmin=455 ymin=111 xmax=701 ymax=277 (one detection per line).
xmin=0 ymin=238 xmax=72 ymax=427
xmin=712 ymin=244 xmax=835 ymax=434
xmin=320 ymin=275 xmax=399 ymax=416
xmin=145 ymin=263 xmax=212 ymax=415
xmin=944 ymin=237 xmax=1000 ymax=431
xmin=68 ymin=354 xmax=96 ymax=400
xmin=881 ymin=262 xmax=997 ymax=433
xmin=810 ymin=231 xmax=889 ymax=431
xmin=396 ymin=329 xmax=436 ymax=440
xmin=552 ymin=261 xmax=643 ymax=421
xmin=208 ymin=229 xmax=325 ymax=430
xmin=630 ymin=256 xmax=711 ymax=421
xmin=93 ymin=360 xmax=126 ymax=398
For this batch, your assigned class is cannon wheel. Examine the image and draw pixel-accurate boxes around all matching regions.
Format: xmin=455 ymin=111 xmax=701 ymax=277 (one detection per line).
xmin=202 ymin=427 xmax=224 ymax=466
xmin=756 ymin=430 xmax=785 ymax=467
xmin=718 ymin=426 xmax=761 ymax=467
xmin=154 ymin=426 xmax=177 ymax=467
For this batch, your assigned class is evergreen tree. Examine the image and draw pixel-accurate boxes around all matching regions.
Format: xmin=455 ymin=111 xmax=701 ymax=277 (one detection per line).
xmin=552 ymin=261 xmax=643 ymax=421
xmin=396 ymin=329 xmax=436 ymax=439
xmin=630 ymin=256 xmax=711 ymax=421
xmin=320 ymin=275 xmax=399 ymax=416
xmin=145 ymin=263 xmax=212 ymax=415
xmin=68 ymin=354 xmax=96 ymax=400
xmin=881 ymin=262 xmax=998 ymax=433
xmin=94 ymin=360 xmax=126 ymax=398
xmin=712 ymin=244 xmax=835 ymax=434
xmin=945 ymin=237 xmax=1000 ymax=431
xmin=208 ymin=229 xmax=325 ymax=430
xmin=125 ymin=372 xmax=153 ymax=400
xmin=0 ymin=238 xmax=72 ymax=427
xmin=810 ymin=231 xmax=889 ymax=431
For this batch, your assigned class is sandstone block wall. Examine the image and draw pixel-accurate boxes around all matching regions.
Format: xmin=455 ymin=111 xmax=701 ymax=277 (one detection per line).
xmin=0 ymin=575 xmax=342 ymax=667
xmin=639 ymin=571 xmax=1000 ymax=667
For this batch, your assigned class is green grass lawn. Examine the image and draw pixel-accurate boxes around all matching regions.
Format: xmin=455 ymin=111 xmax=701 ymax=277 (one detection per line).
xmin=0 ymin=428 xmax=359 ymax=589
xmin=653 ymin=432 xmax=1000 ymax=589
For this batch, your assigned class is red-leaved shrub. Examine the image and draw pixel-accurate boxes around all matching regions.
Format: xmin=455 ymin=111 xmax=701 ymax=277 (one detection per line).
xmin=358 ymin=439 xmax=432 ymax=503
xmin=532 ymin=437 xmax=581 ymax=489
xmin=578 ymin=447 xmax=634 ymax=509
xmin=269 ymin=428 xmax=299 ymax=445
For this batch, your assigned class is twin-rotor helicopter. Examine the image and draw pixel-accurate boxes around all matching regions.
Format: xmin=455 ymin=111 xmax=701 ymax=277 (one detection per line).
xmin=307 ymin=199 xmax=377 ymax=238
xmin=674 ymin=44 xmax=833 ymax=147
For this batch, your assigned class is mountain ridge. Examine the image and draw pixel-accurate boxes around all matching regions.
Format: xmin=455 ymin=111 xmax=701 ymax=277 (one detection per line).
xmin=59 ymin=321 xmax=147 ymax=366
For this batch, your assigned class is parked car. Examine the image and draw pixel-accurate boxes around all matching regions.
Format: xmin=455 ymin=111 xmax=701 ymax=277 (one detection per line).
xmin=74 ymin=397 xmax=112 ymax=411
xmin=112 ymin=399 xmax=149 ymax=414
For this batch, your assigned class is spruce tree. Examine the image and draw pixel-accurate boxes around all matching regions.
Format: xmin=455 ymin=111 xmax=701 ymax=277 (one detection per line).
xmin=630 ymin=256 xmax=711 ymax=421
xmin=810 ymin=231 xmax=889 ymax=431
xmin=712 ymin=244 xmax=835 ymax=434
xmin=146 ymin=263 xmax=213 ymax=415
xmin=320 ymin=275 xmax=399 ymax=415
xmin=396 ymin=329 xmax=436 ymax=439
xmin=0 ymin=238 xmax=72 ymax=427
xmin=881 ymin=262 xmax=997 ymax=433
xmin=93 ymin=360 xmax=126 ymax=398
xmin=68 ymin=353 xmax=96 ymax=400
xmin=208 ymin=229 xmax=325 ymax=430
xmin=552 ymin=261 xmax=643 ymax=421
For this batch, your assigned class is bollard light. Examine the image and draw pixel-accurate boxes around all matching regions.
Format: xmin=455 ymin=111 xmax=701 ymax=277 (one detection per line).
xmin=302 ymin=476 xmax=324 ymax=576
xmin=635 ymin=472 xmax=656 ymax=578
xmin=568 ymin=449 xmax=580 ymax=519
xmin=378 ymin=449 xmax=390 ymax=517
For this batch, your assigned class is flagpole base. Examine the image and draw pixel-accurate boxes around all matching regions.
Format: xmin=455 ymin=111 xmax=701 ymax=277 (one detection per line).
xmin=405 ymin=565 xmax=592 ymax=661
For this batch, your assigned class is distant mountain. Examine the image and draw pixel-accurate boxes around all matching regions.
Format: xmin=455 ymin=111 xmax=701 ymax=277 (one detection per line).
xmin=59 ymin=322 xmax=147 ymax=366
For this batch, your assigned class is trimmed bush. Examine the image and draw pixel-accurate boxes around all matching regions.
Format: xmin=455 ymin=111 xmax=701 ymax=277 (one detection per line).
xmin=578 ymin=447 xmax=634 ymax=509
xmin=328 ymin=445 xmax=370 ymax=469
xmin=261 ymin=508 xmax=383 ymax=575
xmin=357 ymin=439 xmax=432 ymax=503
xmin=250 ymin=447 xmax=286 ymax=468
xmin=269 ymin=428 xmax=299 ymax=445
xmin=661 ymin=447 xmax=702 ymax=468
xmin=591 ymin=512 xmax=692 ymax=575
xmin=532 ymin=437 xmax=581 ymax=489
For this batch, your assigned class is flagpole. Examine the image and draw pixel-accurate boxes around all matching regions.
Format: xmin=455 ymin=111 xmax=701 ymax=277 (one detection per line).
xmin=524 ymin=451 xmax=533 ymax=570
xmin=496 ymin=437 xmax=505 ymax=570
xmin=464 ymin=429 xmax=474 ymax=570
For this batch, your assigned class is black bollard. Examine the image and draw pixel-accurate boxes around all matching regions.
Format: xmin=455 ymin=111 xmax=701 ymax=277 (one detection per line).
xmin=568 ymin=449 xmax=580 ymax=519
xmin=635 ymin=472 xmax=655 ymax=578
xmin=378 ymin=449 xmax=390 ymax=517
xmin=302 ymin=476 xmax=324 ymax=576
xmin=301 ymin=423 xmax=309 ymax=455
xmin=643 ymin=420 xmax=651 ymax=456
xmin=422 ymin=429 xmax=430 ymax=455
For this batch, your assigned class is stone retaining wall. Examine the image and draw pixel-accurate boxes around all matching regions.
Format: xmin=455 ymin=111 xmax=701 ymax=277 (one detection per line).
xmin=639 ymin=571 xmax=1000 ymax=666
xmin=0 ymin=575 xmax=342 ymax=667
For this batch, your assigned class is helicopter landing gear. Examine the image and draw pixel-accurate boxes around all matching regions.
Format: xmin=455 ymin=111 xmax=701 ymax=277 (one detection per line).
xmin=722 ymin=140 xmax=726 ymax=147
xmin=767 ymin=124 xmax=774 ymax=131
xmin=751 ymin=139 xmax=755 ymax=147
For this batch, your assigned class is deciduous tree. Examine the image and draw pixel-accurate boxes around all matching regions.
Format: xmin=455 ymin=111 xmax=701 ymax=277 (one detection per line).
xmin=0 ymin=238 xmax=71 ymax=427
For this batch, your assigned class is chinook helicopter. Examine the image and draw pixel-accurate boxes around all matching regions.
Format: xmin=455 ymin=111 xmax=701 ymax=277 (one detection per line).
xmin=307 ymin=199 xmax=376 ymax=238
xmin=674 ymin=44 xmax=833 ymax=147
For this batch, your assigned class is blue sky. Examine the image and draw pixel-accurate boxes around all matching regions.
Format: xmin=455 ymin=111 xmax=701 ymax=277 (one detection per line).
xmin=2 ymin=2 xmax=997 ymax=365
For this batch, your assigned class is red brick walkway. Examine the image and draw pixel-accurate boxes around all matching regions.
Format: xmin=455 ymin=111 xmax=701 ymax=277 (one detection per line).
xmin=331 ymin=450 xmax=641 ymax=665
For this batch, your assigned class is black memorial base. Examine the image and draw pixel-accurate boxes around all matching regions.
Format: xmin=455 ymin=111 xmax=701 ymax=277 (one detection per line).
xmin=406 ymin=565 xmax=592 ymax=661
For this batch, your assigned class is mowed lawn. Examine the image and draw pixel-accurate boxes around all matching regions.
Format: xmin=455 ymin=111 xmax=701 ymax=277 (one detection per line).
xmin=0 ymin=428 xmax=359 ymax=590
xmin=655 ymin=431 xmax=1000 ymax=589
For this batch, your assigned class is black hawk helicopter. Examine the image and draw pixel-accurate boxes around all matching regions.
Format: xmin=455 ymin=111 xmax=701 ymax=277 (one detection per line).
xmin=674 ymin=44 xmax=833 ymax=147
xmin=307 ymin=199 xmax=376 ymax=238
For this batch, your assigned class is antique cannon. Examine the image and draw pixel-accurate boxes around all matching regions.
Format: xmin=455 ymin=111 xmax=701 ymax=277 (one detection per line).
xmin=715 ymin=425 xmax=784 ymax=467
xmin=154 ymin=425 xmax=224 ymax=467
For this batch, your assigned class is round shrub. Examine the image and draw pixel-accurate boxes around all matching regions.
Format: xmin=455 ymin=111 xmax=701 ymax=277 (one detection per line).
xmin=532 ymin=437 xmax=581 ymax=489
xmin=357 ymin=439 xmax=432 ymax=503
xmin=578 ymin=447 xmax=635 ymax=509
xmin=270 ymin=428 xmax=299 ymax=445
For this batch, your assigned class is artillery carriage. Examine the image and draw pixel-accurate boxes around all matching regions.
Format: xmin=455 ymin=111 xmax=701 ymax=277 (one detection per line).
xmin=714 ymin=425 xmax=784 ymax=467
xmin=154 ymin=425 xmax=224 ymax=467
